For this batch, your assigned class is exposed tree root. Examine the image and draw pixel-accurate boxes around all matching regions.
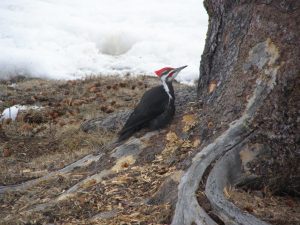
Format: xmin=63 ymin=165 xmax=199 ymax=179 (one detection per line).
xmin=205 ymin=140 xmax=269 ymax=225
xmin=0 ymin=127 xmax=152 ymax=196
xmin=0 ymin=153 xmax=103 ymax=194
xmin=172 ymin=61 xmax=278 ymax=225
xmin=172 ymin=116 xmax=254 ymax=225
xmin=24 ymin=132 xmax=157 ymax=215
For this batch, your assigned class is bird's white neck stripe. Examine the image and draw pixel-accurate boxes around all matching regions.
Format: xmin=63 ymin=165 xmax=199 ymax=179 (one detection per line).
xmin=161 ymin=78 xmax=172 ymax=100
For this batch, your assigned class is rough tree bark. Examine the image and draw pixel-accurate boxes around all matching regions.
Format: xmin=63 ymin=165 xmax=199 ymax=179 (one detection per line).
xmin=173 ymin=0 xmax=299 ymax=224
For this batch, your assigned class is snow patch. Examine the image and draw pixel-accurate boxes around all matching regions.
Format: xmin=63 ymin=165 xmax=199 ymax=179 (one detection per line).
xmin=99 ymin=31 xmax=138 ymax=56
xmin=0 ymin=105 xmax=43 ymax=121
xmin=0 ymin=0 xmax=208 ymax=83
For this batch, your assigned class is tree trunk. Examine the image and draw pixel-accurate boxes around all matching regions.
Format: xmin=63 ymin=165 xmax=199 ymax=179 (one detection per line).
xmin=172 ymin=0 xmax=299 ymax=224
xmin=199 ymin=0 xmax=299 ymax=195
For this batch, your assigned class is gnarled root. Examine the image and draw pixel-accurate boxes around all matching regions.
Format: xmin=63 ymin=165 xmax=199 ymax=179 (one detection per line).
xmin=26 ymin=132 xmax=157 ymax=214
xmin=205 ymin=140 xmax=269 ymax=225
xmin=172 ymin=66 xmax=277 ymax=225
xmin=0 ymin=153 xmax=103 ymax=194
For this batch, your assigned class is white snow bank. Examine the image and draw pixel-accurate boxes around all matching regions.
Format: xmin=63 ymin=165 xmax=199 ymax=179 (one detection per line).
xmin=0 ymin=0 xmax=208 ymax=83
xmin=0 ymin=105 xmax=43 ymax=121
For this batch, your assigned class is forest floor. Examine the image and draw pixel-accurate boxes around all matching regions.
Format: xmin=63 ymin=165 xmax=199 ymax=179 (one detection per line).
xmin=0 ymin=76 xmax=299 ymax=224
xmin=228 ymin=187 xmax=300 ymax=225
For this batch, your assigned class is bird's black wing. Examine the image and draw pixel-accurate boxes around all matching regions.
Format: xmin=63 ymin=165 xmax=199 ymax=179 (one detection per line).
xmin=118 ymin=85 xmax=169 ymax=141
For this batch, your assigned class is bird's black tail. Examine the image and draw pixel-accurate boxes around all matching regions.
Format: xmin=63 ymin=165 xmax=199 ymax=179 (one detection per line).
xmin=117 ymin=118 xmax=150 ymax=142
xmin=117 ymin=128 xmax=137 ymax=142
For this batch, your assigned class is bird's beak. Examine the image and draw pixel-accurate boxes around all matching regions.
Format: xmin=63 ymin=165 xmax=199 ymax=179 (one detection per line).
xmin=170 ymin=65 xmax=188 ymax=80
xmin=175 ymin=65 xmax=188 ymax=72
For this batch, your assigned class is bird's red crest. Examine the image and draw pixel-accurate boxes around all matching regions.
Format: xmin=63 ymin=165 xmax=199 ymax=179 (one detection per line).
xmin=155 ymin=67 xmax=174 ymax=77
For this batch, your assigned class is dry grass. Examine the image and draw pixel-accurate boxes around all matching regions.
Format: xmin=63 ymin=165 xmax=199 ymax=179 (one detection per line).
xmin=1 ymin=76 xmax=298 ymax=225
xmin=227 ymin=187 xmax=300 ymax=225
xmin=0 ymin=76 xmax=200 ymax=224
xmin=0 ymin=75 xmax=191 ymax=224
xmin=0 ymin=76 xmax=157 ymax=185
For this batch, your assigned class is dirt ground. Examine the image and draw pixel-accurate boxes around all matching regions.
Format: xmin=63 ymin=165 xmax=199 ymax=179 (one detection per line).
xmin=0 ymin=76 xmax=299 ymax=224
xmin=228 ymin=188 xmax=300 ymax=225
xmin=0 ymin=76 xmax=154 ymax=186
xmin=0 ymin=76 xmax=200 ymax=224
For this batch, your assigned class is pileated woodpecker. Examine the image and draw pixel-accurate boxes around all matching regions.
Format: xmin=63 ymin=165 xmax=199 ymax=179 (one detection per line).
xmin=118 ymin=65 xmax=187 ymax=142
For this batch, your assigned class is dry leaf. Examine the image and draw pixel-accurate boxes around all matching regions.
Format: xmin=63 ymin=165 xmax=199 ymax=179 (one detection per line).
xmin=181 ymin=140 xmax=193 ymax=148
xmin=82 ymin=179 xmax=97 ymax=188
xmin=182 ymin=114 xmax=197 ymax=132
xmin=112 ymin=155 xmax=135 ymax=172
xmin=193 ymin=139 xmax=201 ymax=147
xmin=223 ymin=186 xmax=231 ymax=198
xmin=166 ymin=131 xmax=179 ymax=142
xmin=183 ymin=114 xmax=196 ymax=124
xmin=3 ymin=148 xmax=11 ymax=157
xmin=89 ymin=86 xmax=98 ymax=93
xmin=208 ymin=80 xmax=217 ymax=93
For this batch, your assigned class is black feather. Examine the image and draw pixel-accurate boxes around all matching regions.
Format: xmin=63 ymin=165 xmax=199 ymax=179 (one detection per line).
xmin=118 ymin=83 xmax=175 ymax=142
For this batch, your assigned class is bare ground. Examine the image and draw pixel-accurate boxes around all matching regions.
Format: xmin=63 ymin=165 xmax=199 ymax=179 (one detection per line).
xmin=0 ymin=75 xmax=199 ymax=224
xmin=227 ymin=187 xmax=300 ymax=225
xmin=0 ymin=76 xmax=299 ymax=224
